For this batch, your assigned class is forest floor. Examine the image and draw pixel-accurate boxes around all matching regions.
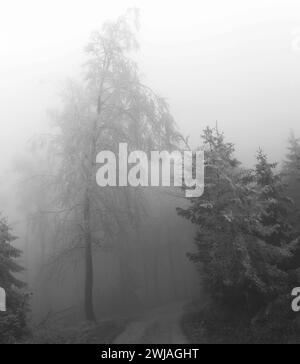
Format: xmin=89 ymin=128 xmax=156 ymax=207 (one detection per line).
xmin=114 ymin=301 xmax=189 ymax=344
xmin=180 ymin=300 xmax=300 ymax=344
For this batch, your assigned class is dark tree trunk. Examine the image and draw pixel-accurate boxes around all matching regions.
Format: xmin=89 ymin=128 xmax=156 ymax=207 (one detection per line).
xmin=82 ymin=77 xmax=104 ymax=322
xmin=84 ymin=193 xmax=97 ymax=322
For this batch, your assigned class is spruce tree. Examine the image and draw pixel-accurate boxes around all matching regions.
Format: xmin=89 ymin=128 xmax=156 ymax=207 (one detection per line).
xmin=254 ymin=149 xmax=294 ymax=246
xmin=177 ymin=127 xmax=294 ymax=319
xmin=0 ymin=217 xmax=28 ymax=343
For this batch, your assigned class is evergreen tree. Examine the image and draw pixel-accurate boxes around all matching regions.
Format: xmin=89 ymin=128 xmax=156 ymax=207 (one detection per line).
xmin=177 ymin=127 xmax=294 ymax=319
xmin=0 ymin=217 xmax=28 ymax=343
xmin=254 ymin=149 xmax=294 ymax=246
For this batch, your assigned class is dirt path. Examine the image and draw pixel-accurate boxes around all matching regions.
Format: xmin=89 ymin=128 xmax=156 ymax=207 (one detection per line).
xmin=114 ymin=301 xmax=188 ymax=344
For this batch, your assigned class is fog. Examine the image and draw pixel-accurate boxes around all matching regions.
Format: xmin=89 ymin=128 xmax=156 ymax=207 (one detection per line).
xmin=1 ymin=0 xmax=300 ymax=331
xmin=2 ymin=1 xmax=300 ymax=169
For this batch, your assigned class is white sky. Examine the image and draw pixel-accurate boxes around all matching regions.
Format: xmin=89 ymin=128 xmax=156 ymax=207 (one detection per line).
xmin=1 ymin=0 xmax=300 ymax=170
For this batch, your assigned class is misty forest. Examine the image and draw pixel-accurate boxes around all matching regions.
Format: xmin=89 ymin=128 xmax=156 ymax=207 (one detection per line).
xmin=1 ymin=9 xmax=300 ymax=344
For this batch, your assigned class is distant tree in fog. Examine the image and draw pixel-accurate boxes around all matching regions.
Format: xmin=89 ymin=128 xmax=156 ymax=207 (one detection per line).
xmin=283 ymin=131 xmax=300 ymax=209
xmin=284 ymin=132 xmax=300 ymax=173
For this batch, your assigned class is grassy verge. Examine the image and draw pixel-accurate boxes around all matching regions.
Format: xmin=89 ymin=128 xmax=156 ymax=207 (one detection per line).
xmin=25 ymin=319 xmax=128 ymax=344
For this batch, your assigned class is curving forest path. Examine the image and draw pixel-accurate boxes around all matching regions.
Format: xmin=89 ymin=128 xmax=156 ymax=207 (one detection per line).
xmin=113 ymin=301 xmax=188 ymax=344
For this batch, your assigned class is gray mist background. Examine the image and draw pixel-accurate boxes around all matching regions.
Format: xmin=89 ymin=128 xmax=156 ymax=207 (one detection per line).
xmin=2 ymin=1 xmax=300 ymax=174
